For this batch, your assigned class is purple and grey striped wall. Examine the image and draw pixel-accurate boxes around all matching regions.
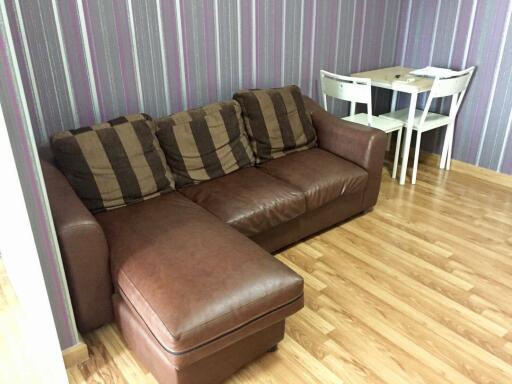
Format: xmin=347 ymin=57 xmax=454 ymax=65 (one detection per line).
xmin=5 ymin=0 xmax=400 ymax=142
xmin=6 ymin=0 xmax=512 ymax=173
xmin=396 ymin=0 xmax=512 ymax=174
xmin=1 ymin=0 xmax=511 ymax=350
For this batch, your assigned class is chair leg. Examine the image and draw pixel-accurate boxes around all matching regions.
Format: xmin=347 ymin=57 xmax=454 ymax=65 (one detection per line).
xmin=446 ymin=126 xmax=453 ymax=170
xmin=392 ymin=129 xmax=402 ymax=179
xmin=440 ymin=143 xmax=447 ymax=169
xmin=440 ymin=128 xmax=449 ymax=170
xmin=412 ymin=131 xmax=422 ymax=184
xmin=440 ymin=122 xmax=455 ymax=170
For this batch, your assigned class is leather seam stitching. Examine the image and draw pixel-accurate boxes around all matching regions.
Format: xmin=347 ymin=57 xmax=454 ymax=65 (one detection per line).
xmin=119 ymin=269 xmax=178 ymax=339
xmin=118 ymin=267 xmax=301 ymax=342
xmin=118 ymin=285 xmax=302 ymax=356
xmin=166 ymin=294 xmax=303 ymax=355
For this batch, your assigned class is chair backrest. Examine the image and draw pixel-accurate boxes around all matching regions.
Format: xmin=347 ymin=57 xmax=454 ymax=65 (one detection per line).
xmin=418 ymin=66 xmax=475 ymax=128
xmin=320 ymin=70 xmax=373 ymax=124
xmin=430 ymin=67 xmax=475 ymax=98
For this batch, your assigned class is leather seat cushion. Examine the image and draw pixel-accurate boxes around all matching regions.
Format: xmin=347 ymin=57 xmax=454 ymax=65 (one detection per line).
xmin=258 ymin=148 xmax=368 ymax=211
xmin=178 ymin=167 xmax=306 ymax=236
xmin=95 ymin=192 xmax=303 ymax=355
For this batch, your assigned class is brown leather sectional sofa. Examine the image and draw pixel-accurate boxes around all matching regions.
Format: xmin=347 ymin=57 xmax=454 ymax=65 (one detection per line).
xmin=41 ymin=96 xmax=386 ymax=383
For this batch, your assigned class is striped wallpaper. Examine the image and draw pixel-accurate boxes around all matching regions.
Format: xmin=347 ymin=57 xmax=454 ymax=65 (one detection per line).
xmin=1 ymin=0 xmax=511 ymax=350
xmin=5 ymin=0 xmax=401 ymax=143
xmin=396 ymin=0 xmax=512 ymax=175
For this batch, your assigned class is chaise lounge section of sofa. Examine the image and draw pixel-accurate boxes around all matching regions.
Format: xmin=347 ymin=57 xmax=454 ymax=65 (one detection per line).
xmin=42 ymin=93 xmax=386 ymax=384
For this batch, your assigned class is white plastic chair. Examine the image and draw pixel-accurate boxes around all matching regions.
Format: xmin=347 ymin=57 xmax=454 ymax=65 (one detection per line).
xmin=320 ymin=69 xmax=404 ymax=178
xmin=380 ymin=67 xmax=475 ymax=184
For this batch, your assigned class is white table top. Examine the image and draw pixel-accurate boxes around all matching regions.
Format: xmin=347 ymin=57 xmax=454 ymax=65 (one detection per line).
xmin=351 ymin=66 xmax=433 ymax=93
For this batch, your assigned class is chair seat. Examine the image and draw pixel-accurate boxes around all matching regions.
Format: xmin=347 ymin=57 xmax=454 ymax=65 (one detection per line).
xmin=380 ymin=108 xmax=451 ymax=132
xmin=342 ymin=113 xmax=403 ymax=133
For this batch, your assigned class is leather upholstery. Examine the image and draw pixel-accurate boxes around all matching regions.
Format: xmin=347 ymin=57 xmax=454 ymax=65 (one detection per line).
xmin=304 ymin=96 xmax=387 ymax=208
xmin=250 ymin=217 xmax=302 ymax=254
xmin=95 ymin=192 xmax=303 ymax=357
xmin=179 ymin=167 xmax=306 ymax=236
xmin=41 ymin=159 xmax=113 ymax=332
xmin=259 ymin=148 xmax=368 ymax=211
xmin=115 ymin=293 xmax=287 ymax=383
xmin=252 ymin=193 xmax=364 ymax=253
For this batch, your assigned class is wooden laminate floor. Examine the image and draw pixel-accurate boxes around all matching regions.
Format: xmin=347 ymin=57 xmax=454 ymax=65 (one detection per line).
xmin=39 ymin=156 xmax=512 ymax=382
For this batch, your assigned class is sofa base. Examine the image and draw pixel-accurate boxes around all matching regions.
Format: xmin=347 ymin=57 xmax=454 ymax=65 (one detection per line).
xmin=113 ymin=294 xmax=286 ymax=384
xmin=251 ymin=192 xmax=365 ymax=253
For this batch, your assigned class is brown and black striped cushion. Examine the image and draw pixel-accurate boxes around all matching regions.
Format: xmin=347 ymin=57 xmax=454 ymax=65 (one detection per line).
xmin=51 ymin=114 xmax=174 ymax=213
xmin=233 ymin=85 xmax=317 ymax=162
xmin=155 ymin=100 xmax=255 ymax=188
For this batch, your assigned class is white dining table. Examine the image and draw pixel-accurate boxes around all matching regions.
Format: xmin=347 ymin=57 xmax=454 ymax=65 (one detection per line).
xmin=351 ymin=66 xmax=433 ymax=185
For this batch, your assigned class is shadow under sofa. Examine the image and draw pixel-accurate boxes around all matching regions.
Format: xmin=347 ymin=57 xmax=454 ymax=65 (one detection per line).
xmin=41 ymin=96 xmax=386 ymax=383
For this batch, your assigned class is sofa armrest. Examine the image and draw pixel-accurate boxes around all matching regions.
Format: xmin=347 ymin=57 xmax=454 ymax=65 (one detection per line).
xmin=41 ymin=159 xmax=113 ymax=332
xmin=303 ymin=96 xmax=387 ymax=208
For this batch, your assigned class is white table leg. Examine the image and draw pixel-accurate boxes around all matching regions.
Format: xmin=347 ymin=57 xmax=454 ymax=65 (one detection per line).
xmin=387 ymin=91 xmax=399 ymax=151
xmin=412 ymin=131 xmax=422 ymax=184
xmin=391 ymin=90 xmax=398 ymax=111
xmin=392 ymin=128 xmax=402 ymax=179
xmin=399 ymin=92 xmax=418 ymax=185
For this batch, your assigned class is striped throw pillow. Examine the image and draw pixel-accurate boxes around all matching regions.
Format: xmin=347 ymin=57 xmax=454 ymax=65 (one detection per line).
xmin=51 ymin=114 xmax=174 ymax=213
xmin=233 ymin=85 xmax=317 ymax=162
xmin=155 ymin=100 xmax=255 ymax=188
